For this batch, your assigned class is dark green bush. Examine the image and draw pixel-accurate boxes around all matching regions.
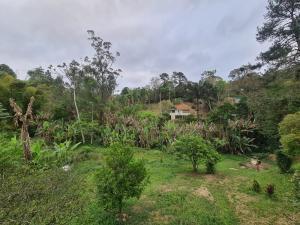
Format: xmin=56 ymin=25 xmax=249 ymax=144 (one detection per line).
xmin=96 ymin=143 xmax=148 ymax=214
xmin=206 ymin=161 xmax=216 ymax=174
xmin=276 ymin=150 xmax=293 ymax=173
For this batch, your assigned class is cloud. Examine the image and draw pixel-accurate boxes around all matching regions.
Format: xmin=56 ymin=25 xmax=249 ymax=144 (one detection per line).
xmin=0 ymin=0 xmax=268 ymax=88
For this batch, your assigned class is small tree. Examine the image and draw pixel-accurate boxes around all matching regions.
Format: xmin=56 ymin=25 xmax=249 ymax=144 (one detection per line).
xmin=9 ymin=97 xmax=35 ymax=161
xmin=173 ymin=135 xmax=220 ymax=173
xmin=96 ymin=143 xmax=148 ymax=215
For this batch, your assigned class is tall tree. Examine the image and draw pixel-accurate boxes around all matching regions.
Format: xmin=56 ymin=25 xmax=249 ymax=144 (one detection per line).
xmin=159 ymin=73 xmax=173 ymax=100
xmin=198 ymin=80 xmax=218 ymax=111
xmin=150 ymin=76 xmax=161 ymax=102
xmin=27 ymin=67 xmax=53 ymax=84
xmin=84 ymin=30 xmax=121 ymax=121
xmin=0 ymin=64 xmax=16 ymax=78
xmin=257 ymin=0 xmax=300 ymax=67
xmin=172 ymin=72 xmax=188 ymax=99
xmin=57 ymin=60 xmax=85 ymax=143
xmin=187 ymin=81 xmax=202 ymax=121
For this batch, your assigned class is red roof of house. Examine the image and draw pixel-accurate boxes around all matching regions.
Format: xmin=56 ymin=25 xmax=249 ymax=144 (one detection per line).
xmin=175 ymin=103 xmax=191 ymax=111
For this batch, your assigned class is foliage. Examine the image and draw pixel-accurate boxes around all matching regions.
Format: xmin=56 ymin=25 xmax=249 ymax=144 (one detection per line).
xmin=225 ymin=119 xmax=257 ymax=154
xmin=0 ymin=64 xmax=16 ymax=77
xmin=276 ymin=150 xmax=293 ymax=173
xmin=279 ymin=111 xmax=300 ymax=156
xmin=247 ymin=70 xmax=300 ymax=150
xmin=0 ymin=146 xmax=298 ymax=224
xmin=96 ymin=144 xmax=148 ymax=214
xmin=0 ymin=135 xmax=22 ymax=173
xmin=292 ymin=170 xmax=300 ymax=200
xmin=252 ymin=180 xmax=261 ymax=193
xmin=205 ymin=149 xmax=221 ymax=174
xmin=31 ymin=139 xmax=45 ymax=163
xmin=257 ymin=0 xmax=300 ymax=67
xmin=205 ymin=161 xmax=216 ymax=174
xmin=173 ymin=135 xmax=220 ymax=172
xmin=53 ymin=140 xmax=81 ymax=165
xmin=0 ymin=102 xmax=9 ymax=119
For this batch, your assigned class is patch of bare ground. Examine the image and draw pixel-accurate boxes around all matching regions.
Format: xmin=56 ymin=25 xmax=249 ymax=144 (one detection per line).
xmin=181 ymin=171 xmax=202 ymax=177
xmin=203 ymin=174 xmax=228 ymax=183
xmin=150 ymin=211 xmax=174 ymax=224
xmin=156 ymin=184 xmax=188 ymax=194
xmin=275 ymin=213 xmax=300 ymax=225
xmin=156 ymin=184 xmax=174 ymax=193
xmin=193 ymin=187 xmax=214 ymax=202
xmin=239 ymin=160 xmax=271 ymax=170
xmin=227 ymin=192 xmax=262 ymax=225
xmin=226 ymin=191 xmax=298 ymax=225
xmin=132 ymin=195 xmax=156 ymax=214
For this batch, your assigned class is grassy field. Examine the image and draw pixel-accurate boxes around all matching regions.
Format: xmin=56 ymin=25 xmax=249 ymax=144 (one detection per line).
xmin=1 ymin=147 xmax=299 ymax=225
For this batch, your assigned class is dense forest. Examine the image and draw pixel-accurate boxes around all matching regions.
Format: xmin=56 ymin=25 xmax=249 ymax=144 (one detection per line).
xmin=1 ymin=1 xmax=300 ymax=225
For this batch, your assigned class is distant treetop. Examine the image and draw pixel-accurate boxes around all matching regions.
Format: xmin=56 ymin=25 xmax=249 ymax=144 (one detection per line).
xmin=0 ymin=64 xmax=16 ymax=78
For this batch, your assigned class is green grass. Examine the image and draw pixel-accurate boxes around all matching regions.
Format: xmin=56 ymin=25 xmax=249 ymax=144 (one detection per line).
xmin=1 ymin=147 xmax=299 ymax=225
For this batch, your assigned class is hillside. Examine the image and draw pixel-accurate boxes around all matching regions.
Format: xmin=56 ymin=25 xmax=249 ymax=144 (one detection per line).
xmin=1 ymin=146 xmax=299 ymax=225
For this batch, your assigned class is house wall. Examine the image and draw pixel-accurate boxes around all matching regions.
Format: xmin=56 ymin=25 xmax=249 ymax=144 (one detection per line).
xmin=170 ymin=109 xmax=191 ymax=120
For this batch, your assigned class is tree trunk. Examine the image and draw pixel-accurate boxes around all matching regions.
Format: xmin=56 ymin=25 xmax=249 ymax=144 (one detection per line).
xmin=207 ymin=100 xmax=212 ymax=111
xmin=73 ymin=88 xmax=85 ymax=144
xmin=90 ymin=103 xmax=93 ymax=145
xmin=118 ymin=197 xmax=123 ymax=214
xmin=192 ymin=158 xmax=198 ymax=172
xmin=21 ymin=122 xmax=32 ymax=161
xmin=196 ymin=97 xmax=200 ymax=122
xmin=159 ymin=92 xmax=162 ymax=115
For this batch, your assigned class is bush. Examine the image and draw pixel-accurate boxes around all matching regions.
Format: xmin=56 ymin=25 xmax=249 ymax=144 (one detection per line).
xmin=265 ymin=184 xmax=275 ymax=197
xmin=205 ymin=149 xmax=221 ymax=174
xmin=279 ymin=111 xmax=300 ymax=156
xmin=276 ymin=150 xmax=293 ymax=173
xmin=252 ymin=180 xmax=261 ymax=193
xmin=96 ymin=143 xmax=148 ymax=214
xmin=173 ymin=135 xmax=220 ymax=173
xmin=206 ymin=162 xmax=216 ymax=174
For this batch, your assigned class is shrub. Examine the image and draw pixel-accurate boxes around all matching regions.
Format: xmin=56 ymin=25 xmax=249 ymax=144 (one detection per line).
xmin=279 ymin=111 xmax=300 ymax=156
xmin=276 ymin=150 xmax=293 ymax=173
xmin=96 ymin=143 xmax=148 ymax=214
xmin=205 ymin=150 xmax=221 ymax=174
xmin=265 ymin=184 xmax=275 ymax=197
xmin=206 ymin=162 xmax=216 ymax=174
xmin=252 ymin=180 xmax=261 ymax=193
xmin=173 ymin=135 xmax=220 ymax=173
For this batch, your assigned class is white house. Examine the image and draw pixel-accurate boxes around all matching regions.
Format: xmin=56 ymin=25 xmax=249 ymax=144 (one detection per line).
xmin=169 ymin=103 xmax=192 ymax=120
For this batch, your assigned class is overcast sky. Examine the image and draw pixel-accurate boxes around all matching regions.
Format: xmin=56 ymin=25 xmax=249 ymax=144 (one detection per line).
xmin=0 ymin=0 xmax=268 ymax=89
